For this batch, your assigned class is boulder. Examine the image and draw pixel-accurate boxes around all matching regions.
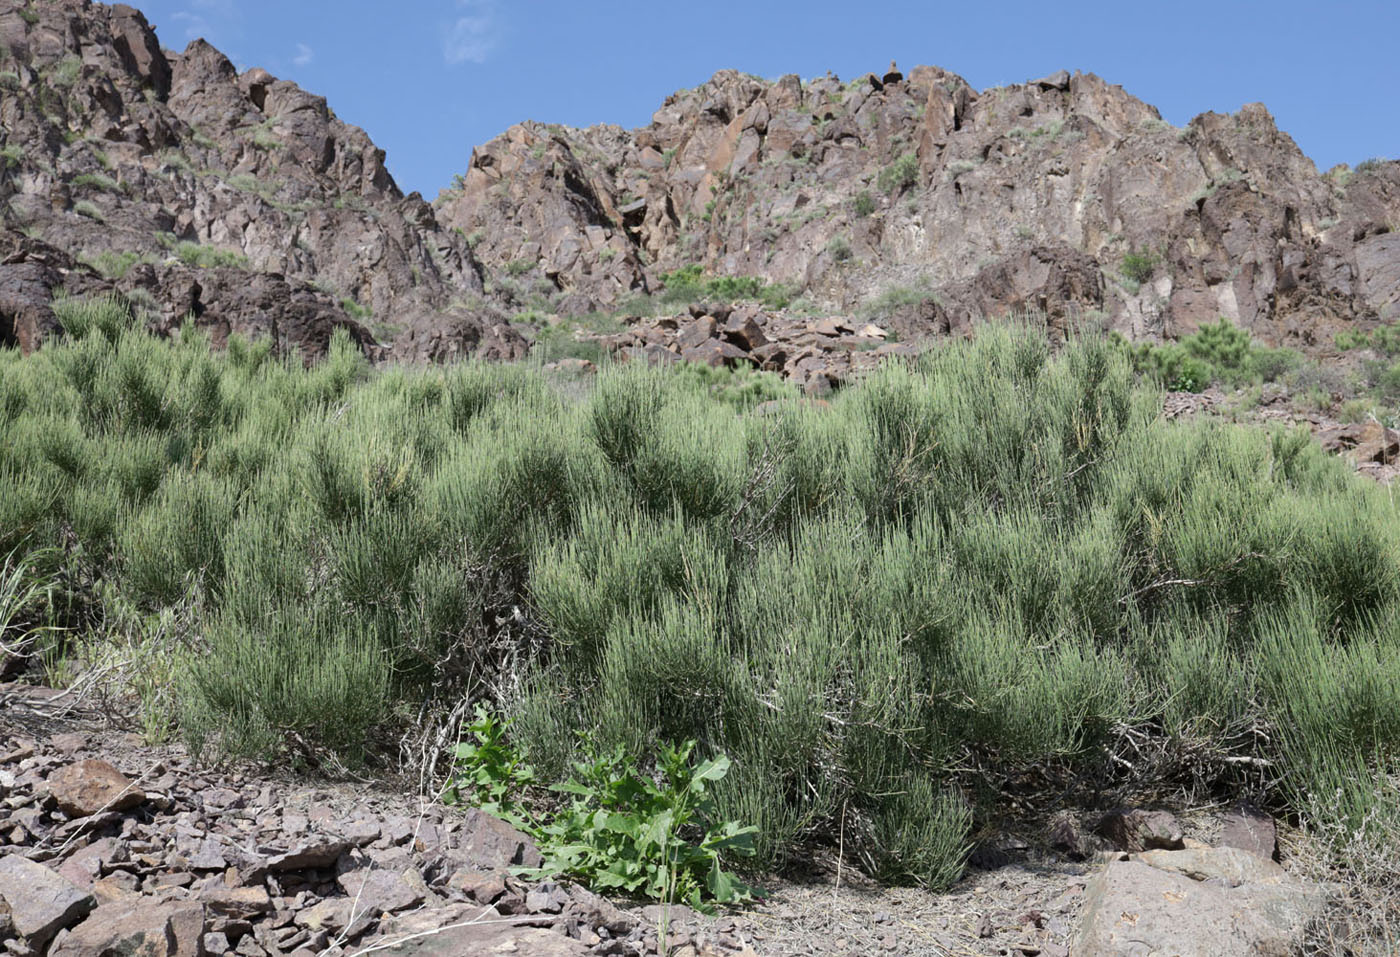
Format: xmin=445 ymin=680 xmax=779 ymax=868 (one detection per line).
xmin=49 ymin=899 xmax=204 ymax=957
xmin=335 ymin=865 xmax=429 ymax=915
xmin=46 ymin=760 xmax=146 ymax=818
xmin=1093 ymin=808 xmax=1184 ymax=852
xmin=267 ymin=838 xmax=352 ymax=871
xmin=0 ymin=855 xmax=96 ymax=944
xmin=1075 ymin=849 xmax=1328 ymax=957
xmin=354 ymin=920 xmax=588 ymax=956
xmin=449 ymin=809 xmax=542 ymax=871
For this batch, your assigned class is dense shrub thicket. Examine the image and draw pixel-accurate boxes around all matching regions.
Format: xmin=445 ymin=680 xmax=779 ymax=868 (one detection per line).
xmin=1121 ymin=318 xmax=1301 ymax=391
xmin=2 ymin=297 xmax=1398 ymax=887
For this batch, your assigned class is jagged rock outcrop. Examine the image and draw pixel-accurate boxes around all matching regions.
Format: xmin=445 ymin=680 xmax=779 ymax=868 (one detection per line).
xmin=0 ymin=226 xmax=377 ymax=359
xmin=1 ymin=0 xmax=1393 ymax=363
xmin=0 ymin=0 xmax=523 ymax=359
xmin=437 ymin=67 xmax=1400 ymax=352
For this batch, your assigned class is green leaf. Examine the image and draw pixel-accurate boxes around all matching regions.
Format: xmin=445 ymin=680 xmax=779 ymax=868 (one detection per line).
xmin=692 ymin=754 xmax=730 ymax=783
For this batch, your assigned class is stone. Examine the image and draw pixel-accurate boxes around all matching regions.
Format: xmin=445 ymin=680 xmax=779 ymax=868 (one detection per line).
xmin=446 ymin=869 xmax=505 ymax=904
xmin=1093 ymin=808 xmax=1184 ymax=852
xmin=1218 ymin=804 xmax=1278 ymax=861
xmin=335 ymin=866 xmax=427 ymax=915
xmin=1075 ymin=853 xmax=1328 ymax=956
xmin=722 ymin=315 xmax=768 ymax=351
xmin=450 ymin=809 xmax=543 ymax=871
xmin=354 ymin=922 xmax=589 ymax=956
xmin=676 ymin=317 xmax=719 ymax=350
xmin=46 ymin=761 xmax=146 ymax=818
xmin=524 ymin=881 xmax=567 ymax=914
xmin=681 ymin=339 xmax=752 ymax=368
xmin=342 ymin=818 xmax=382 ymax=846
xmin=56 ymin=838 xmax=126 ymax=890
xmin=48 ymin=899 xmax=204 ymax=957
xmin=1134 ymin=846 xmax=1288 ymax=886
xmin=293 ymin=897 xmax=374 ymax=940
xmin=1048 ymin=811 xmax=1091 ymax=860
xmin=200 ymin=883 xmax=273 ymax=920
xmin=0 ymin=855 xmax=96 ymax=942
xmin=91 ymin=872 xmax=141 ymax=902
xmin=266 ymin=838 xmax=351 ymax=872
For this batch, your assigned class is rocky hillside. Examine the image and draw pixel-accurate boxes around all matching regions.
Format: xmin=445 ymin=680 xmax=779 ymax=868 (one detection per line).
xmin=439 ymin=67 xmax=1400 ymax=350
xmin=0 ymin=0 xmax=524 ymax=361
xmin=1 ymin=0 xmax=1395 ymax=366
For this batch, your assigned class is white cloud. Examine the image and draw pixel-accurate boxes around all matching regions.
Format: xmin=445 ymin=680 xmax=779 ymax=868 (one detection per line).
xmin=293 ymin=42 xmax=314 ymax=67
xmin=171 ymin=0 xmax=238 ymax=41
xmin=170 ymin=10 xmax=210 ymax=40
xmin=443 ymin=0 xmax=501 ymax=65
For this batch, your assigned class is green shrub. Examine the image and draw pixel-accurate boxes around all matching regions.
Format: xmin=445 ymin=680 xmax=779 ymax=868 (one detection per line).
xmin=78 ymin=250 xmax=150 ymax=280
xmin=1119 ymin=250 xmax=1158 ymax=286
xmin=3 ymin=314 xmax=1398 ymax=891
xmin=72 ymin=200 xmax=104 ymax=222
xmin=52 ymin=55 xmax=80 ymax=87
xmin=528 ymin=741 xmax=758 ymax=910
xmin=657 ymin=265 xmax=799 ymax=309
xmin=877 ymin=153 xmax=919 ymax=194
xmin=52 ymin=294 xmax=137 ymax=343
xmin=853 ymin=190 xmax=876 ymax=217
xmin=1336 ymin=324 xmax=1400 ymax=357
xmin=826 ymin=236 xmax=853 ymax=262
xmin=174 ymin=241 xmax=249 ymax=269
xmin=670 ymin=361 xmax=799 ymax=410
xmin=1123 ymin=318 xmax=1300 ymax=391
xmin=339 ymin=296 xmax=372 ymax=321
xmin=71 ymin=172 xmax=121 ymax=193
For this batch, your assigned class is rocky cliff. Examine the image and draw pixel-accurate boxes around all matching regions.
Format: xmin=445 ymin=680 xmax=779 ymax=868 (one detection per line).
xmin=0 ymin=0 xmax=525 ymax=360
xmin=438 ymin=67 xmax=1400 ymax=351
xmin=1 ymin=0 xmax=1396 ymax=364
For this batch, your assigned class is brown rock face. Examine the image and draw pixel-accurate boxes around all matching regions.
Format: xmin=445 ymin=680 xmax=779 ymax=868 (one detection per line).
xmin=0 ymin=0 xmax=519 ymax=361
xmin=46 ymin=759 xmax=146 ymax=817
xmin=438 ymin=68 xmax=1399 ymax=354
xmin=3 ymin=0 xmax=1394 ymax=365
xmin=1217 ymin=804 xmax=1278 ymax=862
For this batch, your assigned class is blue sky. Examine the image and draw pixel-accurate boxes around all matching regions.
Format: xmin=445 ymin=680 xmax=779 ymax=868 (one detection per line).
xmin=134 ymin=0 xmax=1398 ymax=200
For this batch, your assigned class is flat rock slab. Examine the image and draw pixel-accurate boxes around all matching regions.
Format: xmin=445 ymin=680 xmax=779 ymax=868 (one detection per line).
xmin=1076 ymin=849 xmax=1328 ymax=957
xmin=360 ymin=915 xmax=588 ymax=956
xmin=49 ymin=899 xmax=204 ymax=957
xmin=47 ymin=759 xmax=146 ymax=817
xmin=1135 ymin=846 xmax=1287 ymax=886
xmin=267 ymin=837 xmax=350 ymax=871
xmin=0 ymin=854 xmax=96 ymax=942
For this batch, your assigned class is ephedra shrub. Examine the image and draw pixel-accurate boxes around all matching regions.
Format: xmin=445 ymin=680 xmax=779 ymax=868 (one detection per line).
xmin=1 ymin=299 xmax=1398 ymax=890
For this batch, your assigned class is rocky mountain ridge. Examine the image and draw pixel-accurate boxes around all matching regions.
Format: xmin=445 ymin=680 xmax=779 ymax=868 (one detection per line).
xmin=440 ymin=66 xmax=1400 ymax=352
xmin=0 ymin=0 xmax=524 ymax=361
xmin=0 ymin=0 xmax=1396 ymax=367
